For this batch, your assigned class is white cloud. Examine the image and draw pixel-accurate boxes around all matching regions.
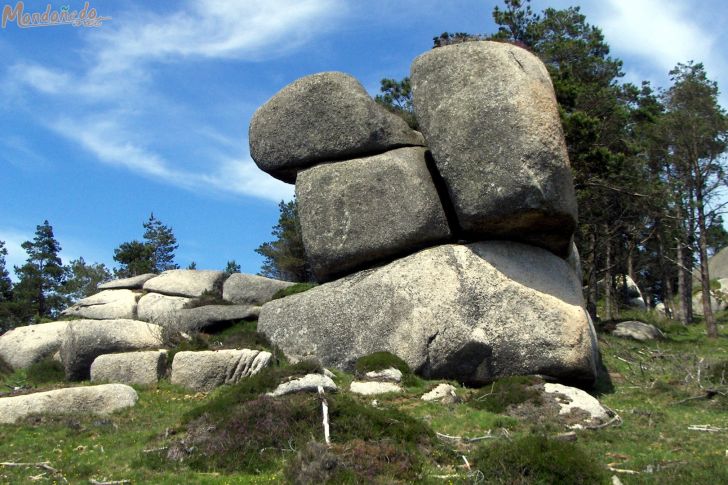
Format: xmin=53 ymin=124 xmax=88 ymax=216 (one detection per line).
xmin=600 ymin=0 xmax=713 ymax=72
xmin=6 ymin=0 xmax=341 ymax=202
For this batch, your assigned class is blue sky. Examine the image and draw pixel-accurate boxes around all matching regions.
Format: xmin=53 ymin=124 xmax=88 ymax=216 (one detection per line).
xmin=1 ymin=0 xmax=727 ymax=278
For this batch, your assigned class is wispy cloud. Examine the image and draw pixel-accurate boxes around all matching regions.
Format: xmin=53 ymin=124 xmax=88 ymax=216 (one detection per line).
xmin=5 ymin=0 xmax=342 ymax=202
xmin=594 ymin=0 xmax=726 ymax=94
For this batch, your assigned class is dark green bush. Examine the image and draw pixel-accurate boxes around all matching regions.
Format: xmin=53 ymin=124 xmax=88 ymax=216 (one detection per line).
xmin=271 ymin=282 xmax=317 ymax=300
xmin=184 ymin=289 xmax=231 ymax=309
xmin=26 ymin=358 xmax=65 ymax=385
xmin=354 ymin=352 xmax=410 ymax=375
xmin=206 ymin=319 xmax=271 ymax=351
xmin=472 ymin=433 xmax=608 ymax=484
xmin=467 ymin=375 xmax=543 ymax=413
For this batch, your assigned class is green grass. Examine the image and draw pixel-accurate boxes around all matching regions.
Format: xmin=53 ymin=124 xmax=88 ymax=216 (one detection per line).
xmin=271 ymin=282 xmax=317 ymax=300
xmin=2 ymin=310 xmax=728 ymax=483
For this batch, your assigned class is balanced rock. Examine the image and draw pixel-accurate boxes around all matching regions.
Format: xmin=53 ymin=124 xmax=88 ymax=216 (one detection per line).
xmin=61 ymin=289 xmax=139 ymax=320
xmin=612 ymin=321 xmax=664 ymax=342
xmin=98 ymin=273 xmax=156 ymax=290
xmin=0 ymin=384 xmax=138 ymax=424
xmin=259 ymin=241 xmax=597 ymax=384
xmin=137 ymin=292 xmax=192 ymax=326
xmin=90 ymin=350 xmax=167 ymax=385
xmin=411 ymin=41 xmax=577 ymax=256
xmin=249 ymin=71 xmax=425 ymax=183
xmin=266 ymin=374 xmax=338 ymax=397
xmin=171 ymin=349 xmax=272 ymax=391
xmin=222 ymin=273 xmax=294 ymax=305
xmin=297 ymin=146 xmax=452 ymax=281
xmin=60 ymin=319 xmax=164 ymax=381
xmin=0 ymin=321 xmax=70 ymax=370
xmin=143 ymin=269 xmax=226 ymax=298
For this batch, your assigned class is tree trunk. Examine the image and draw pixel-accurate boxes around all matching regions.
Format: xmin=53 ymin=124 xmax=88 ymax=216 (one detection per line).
xmin=676 ymin=238 xmax=689 ymax=325
xmin=586 ymin=227 xmax=598 ymax=321
xmin=696 ymin=189 xmax=718 ymax=337
xmin=655 ymin=222 xmax=674 ymax=318
xmin=604 ymin=225 xmax=614 ymax=321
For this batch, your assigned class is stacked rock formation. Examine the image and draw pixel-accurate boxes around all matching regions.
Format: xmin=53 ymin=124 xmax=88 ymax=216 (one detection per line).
xmin=251 ymin=41 xmax=598 ymax=385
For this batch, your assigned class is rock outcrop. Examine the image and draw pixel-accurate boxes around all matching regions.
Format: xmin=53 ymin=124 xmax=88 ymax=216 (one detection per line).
xmin=173 ymin=305 xmax=261 ymax=333
xmin=98 ymin=273 xmax=156 ymax=290
xmin=0 ymin=384 xmax=138 ymax=424
xmin=411 ymin=41 xmax=577 ymax=256
xmin=259 ymin=241 xmax=597 ymax=384
xmin=249 ymin=71 xmax=425 ymax=183
xmin=91 ymin=350 xmax=167 ymax=385
xmin=143 ymin=270 xmax=226 ymax=298
xmin=61 ymin=289 xmax=139 ymax=320
xmin=222 ymin=273 xmax=294 ymax=306
xmin=60 ymin=319 xmax=164 ymax=381
xmin=137 ymin=293 xmax=192 ymax=326
xmin=171 ymin=349 xmax=272 ymax=391
xmin=0 ymin=321 xmax=71 ymax=370
xmin=296 ymin=146 xmax=451 ymax=281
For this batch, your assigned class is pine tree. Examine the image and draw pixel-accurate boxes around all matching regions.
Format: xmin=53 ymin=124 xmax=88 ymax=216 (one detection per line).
xmin=113 ymin=240 xmax=155 ymax=277
xmin=0 ymin=241 xmax=12 ymax=302
xmin=224 ymin=260 xmax=241 ymax=275
xmin=60 ymin=257 xmax=112 ymax=302
xmin=13 ymin=221 xmax=66 ymax=320
xmin=256 ymin=200 xmax=314 ymax=282
xmin=143 ymin=213 xmax=179 ymax=273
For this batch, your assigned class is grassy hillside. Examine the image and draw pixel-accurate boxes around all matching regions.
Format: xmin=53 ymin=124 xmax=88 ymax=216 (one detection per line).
xmin=1 ymin=313 xmax=727 ymax=484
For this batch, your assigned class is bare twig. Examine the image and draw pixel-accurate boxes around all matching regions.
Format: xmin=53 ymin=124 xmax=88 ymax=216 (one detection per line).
xmin=607 ymin=466 xmax=640 ymax=475
xmin=688 ymin=424 xmax=726 ymax=433
xmin=89 ymin=480 xmax=131 ymax=485
xmin=318 ymin=385 xmax=331 ymax=446
xmin=0 ymin=462 xmax=58 ymax=473
xmin=436 ymin=431 xmax=498 ymax=443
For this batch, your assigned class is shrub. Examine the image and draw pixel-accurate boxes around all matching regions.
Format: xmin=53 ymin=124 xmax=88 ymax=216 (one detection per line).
xmin=26 ymin=358 xmax=65 ymax=385
xmin=467 ymin=375 xmax=543 ymax=413
xmin=272 ymin=282 xmax=317 ymax=300
xmin=206 ymin=319 xmax=272 ymax=351
xmin=472 ymin=433 xmax=608 ymax=484
xmin=355 ymin=352 xmax=410 ymax=376
xmin=184 ymin=289 xmax=231 ymax=309
xmin=707 ymin=359 xmax=728 ymax=385
xmin=0 ymin=356 xmax=12 ymax=379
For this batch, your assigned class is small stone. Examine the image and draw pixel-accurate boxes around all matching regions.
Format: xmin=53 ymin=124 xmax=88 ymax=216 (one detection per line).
xmin=543 ymin=383 xmax=609 ymax=427
xmin=364 ymin=367 xmax=402 ymax=383
xmin=421 ymin=383 xmax=458 ymax=402
xmin=612 ymin=321 xmax=664 ymax=341
xmin=349 ymin=381 xmax=402 ymax=396
xmin=266 ymin=374 xmax=338 ymax=397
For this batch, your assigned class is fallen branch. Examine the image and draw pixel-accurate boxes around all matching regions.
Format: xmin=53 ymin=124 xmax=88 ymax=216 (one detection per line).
xmin=584 ymin=414 xmax=623 ymax=430
xmin=607 ymin=466 xmax=640 ymax=475
xmin=142 ymin=446 xmax=168 ymax=453
xmin=318 ymin=385 xmax=331 ymax=446
xmin=688 ymin=424 xmax=726 ymax=433
xmin=89 ymin=480 xmax=131 ymax=485
xmin=436 ymin=431 xmax=498 ymax=443
xmin=0 ymin=462 xmax=58 ymax=474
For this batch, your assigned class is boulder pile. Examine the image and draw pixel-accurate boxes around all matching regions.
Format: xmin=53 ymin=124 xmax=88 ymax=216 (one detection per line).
xmin=251 ymin=41 xmax=598 ymax=385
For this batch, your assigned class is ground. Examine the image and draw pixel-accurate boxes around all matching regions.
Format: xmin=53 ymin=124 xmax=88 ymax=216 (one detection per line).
xmin=0 ymin=312 xmax=727 ymax=484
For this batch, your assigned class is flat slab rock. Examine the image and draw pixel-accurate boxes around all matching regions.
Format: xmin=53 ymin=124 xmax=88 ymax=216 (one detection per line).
xmin=296 ymin=146 xmax=452 ymax=281
xmin=143 ymin=269 xmax=226 ymax=298
xmin=91 ymin=350 xmax=167 ymax=386
xmin=136 ymin=292 xmax=192 ymax=326
xmin=411 ymin=41 xmax=577 ymax=256
xmin=612 ymin=321 xmax=664 ymax=341
xmin=60 ymin=319 xmax=164 ymax=381
xmin=61 ymin=289 xmax=140 ymax=320
xmin=0 ymin=321 xmax=70 ymax=370
xmin=249 ymin=71 xmax=425 ymax=183
xmin=98 ymin=273 xmax=156 ymax=290
xmin=259 ymin=241 xmax=598 ymax=385
xmin=175 ymin=305 xmax=261 ymax=333
xmin=350 ymin=381 xmax=402 ymax=395
xmin=222 ymin=273 xmax=294 ymax=306
xmin=171 ymin=349 xmax=272 ymax=392
xmin=0 ymin=384 xmax=138 ymax=424
xmin=266 ymin=374 xmax=338 ymax=397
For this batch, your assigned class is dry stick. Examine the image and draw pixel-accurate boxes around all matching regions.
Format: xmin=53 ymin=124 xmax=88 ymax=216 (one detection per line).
xmin=318 ymin=385 xmax=331 ymax=446
xmin=89 ymin=480 xmax=131 ymax=485
xmin=606 ymin=466 xmax=640 ymax=475
xmin=0 ymin=462 xmax=58 ymax=474
xmin=688 ymin=424 xmax=725 ymax=433
xmin=435 ymin=431 xmax=497 ymax=443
